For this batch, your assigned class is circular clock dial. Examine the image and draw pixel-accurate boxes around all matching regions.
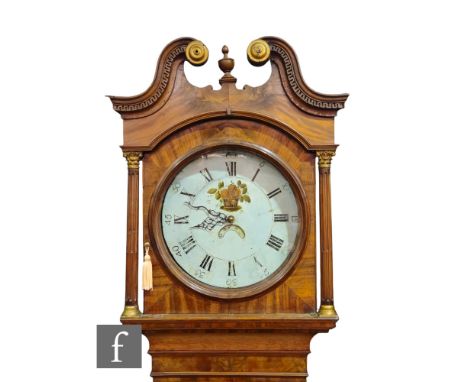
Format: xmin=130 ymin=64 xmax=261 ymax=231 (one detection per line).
xmin=160 ymin=148 xmax=300 ymax=289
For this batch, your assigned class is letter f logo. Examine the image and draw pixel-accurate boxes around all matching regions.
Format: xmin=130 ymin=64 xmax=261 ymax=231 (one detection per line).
xmin=111 ymin=331 xmax=129 ymax=363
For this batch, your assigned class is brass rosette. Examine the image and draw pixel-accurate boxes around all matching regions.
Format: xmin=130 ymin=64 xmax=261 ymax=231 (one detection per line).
xmin=185 ymin=40 xmax=209 ymax=66
xmin=247 ymin=39 xmax=271 ymax=66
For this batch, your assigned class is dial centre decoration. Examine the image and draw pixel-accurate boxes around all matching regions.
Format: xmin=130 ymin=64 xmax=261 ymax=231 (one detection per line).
xmin=209 ymin=179 xmax=251 ymax=212
xmin=159 ymin=148 xmax=300 ymax=289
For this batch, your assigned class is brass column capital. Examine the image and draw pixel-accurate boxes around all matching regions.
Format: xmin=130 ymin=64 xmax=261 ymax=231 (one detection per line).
xmin=123 ymin=151 xmax=143 ymax=169
xmin=316 ymin=150 xmax=336 ymax=170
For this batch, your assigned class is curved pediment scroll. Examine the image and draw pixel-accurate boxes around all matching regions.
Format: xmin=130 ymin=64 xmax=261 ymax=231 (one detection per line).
xmin=249 ymin=37 xmax=348 ymax=117
xmin=110 ymin=37 xmax=348 ymax=150
xmin=109 ymin=37 xmax=208 ymax=118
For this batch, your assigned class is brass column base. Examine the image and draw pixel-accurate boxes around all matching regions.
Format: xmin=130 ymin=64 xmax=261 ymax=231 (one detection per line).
xmin=318 ymin=304 xmax=338 ymax=318
xmin=121 ymin=304 xmax=141 ymax=319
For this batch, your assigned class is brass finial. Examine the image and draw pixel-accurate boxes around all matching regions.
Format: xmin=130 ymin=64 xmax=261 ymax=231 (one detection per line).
xmin=218 ymin=45 xmax=237 ymax=85
xmin=247 ymin=39 xmax=270 ymax=66
xmin=186 ymin=40 xmax=209 ymax=66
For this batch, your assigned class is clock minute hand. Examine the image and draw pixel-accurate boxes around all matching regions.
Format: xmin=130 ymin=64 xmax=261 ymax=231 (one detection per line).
xmin=184 ymin=202 xmax=228 ymax=222
xmin=184 ymin=202 xmax=228 ymax=231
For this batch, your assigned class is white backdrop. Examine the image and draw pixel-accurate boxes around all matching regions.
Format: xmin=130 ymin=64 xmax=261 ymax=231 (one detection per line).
xmin=1 ymin=1 xmax=467 ymax=381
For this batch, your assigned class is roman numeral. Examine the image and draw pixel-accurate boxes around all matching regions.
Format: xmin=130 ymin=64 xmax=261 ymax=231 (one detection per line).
xmin=266 ymin=235 xmax=284 ymax=251
xmin=225 ymin=161 xmax=237 ymax=176
xmin=228 ymin=261 xmax=236 ymax=276
xmin=180 ymin=191 xmax=195 ymax=197
xmin=199 ymin=168 xmax=213 ymax=182
xmin=174 ymin=215 xmax=189 ymax=224
xmin=179 ymin=235 xmax=196 ymax=254
xmin=251 ymin=168 xmax=260 ymax=182
xmin=200 ymin=255 xmax=214 ymax=271
xmin=274 ymin=214 xmax=289 ymax=222
xmin=253 ymin=256 xmax=263 ymax=267
xmin=267 ymin=188 xmax=282 ymax=199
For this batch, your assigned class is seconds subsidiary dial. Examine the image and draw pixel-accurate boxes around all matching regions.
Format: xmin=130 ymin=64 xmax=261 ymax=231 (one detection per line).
xmin=159 ymin=147 xmax=301 ymax=290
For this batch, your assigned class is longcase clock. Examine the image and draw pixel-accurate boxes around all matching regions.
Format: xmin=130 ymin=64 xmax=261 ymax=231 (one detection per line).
xmin=109 ymin=37 xmax=348 ymax=382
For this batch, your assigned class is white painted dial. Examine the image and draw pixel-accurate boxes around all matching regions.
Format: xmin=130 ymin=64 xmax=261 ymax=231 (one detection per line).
xmin=160 ymin=148 xmax=300 ymax=289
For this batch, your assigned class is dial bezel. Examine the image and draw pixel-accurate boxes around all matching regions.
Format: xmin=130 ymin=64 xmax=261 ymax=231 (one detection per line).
xmin=148 ymin=141 xmax=309 ymax=300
